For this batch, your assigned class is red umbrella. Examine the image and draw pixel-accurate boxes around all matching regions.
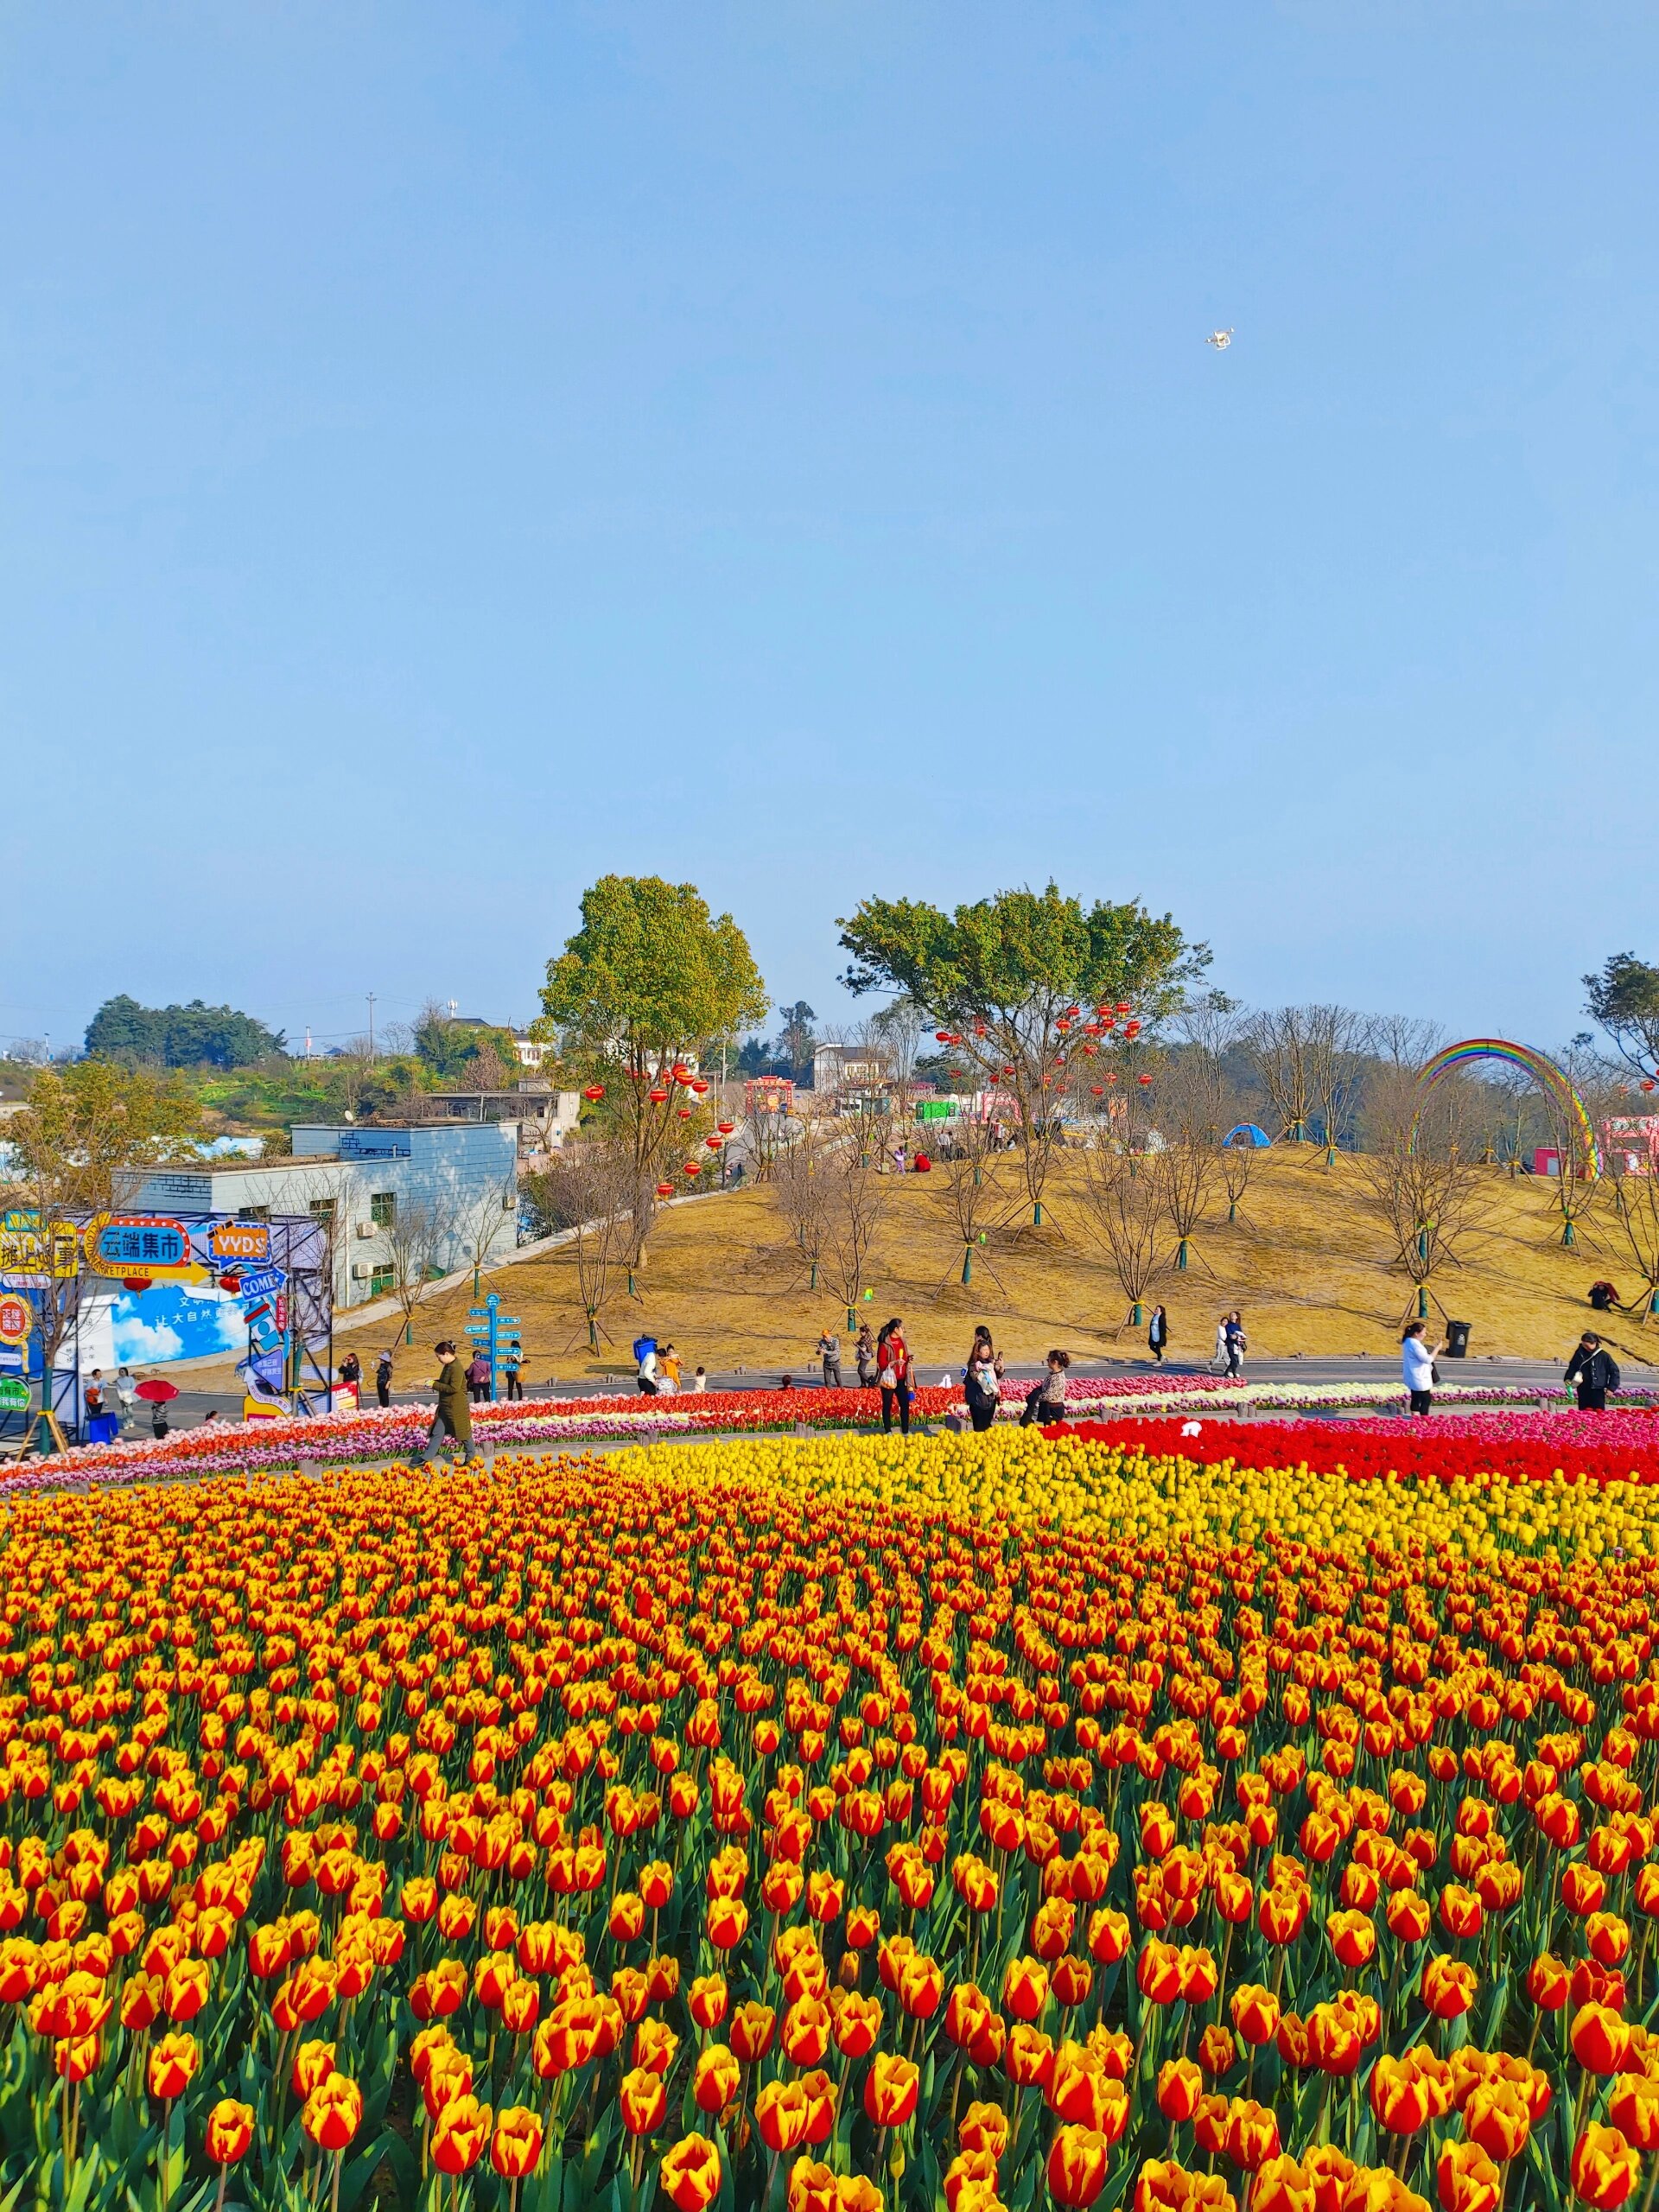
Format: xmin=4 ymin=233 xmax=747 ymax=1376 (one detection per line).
xmin=135 ymin=1378 xmax=179 ymax=1403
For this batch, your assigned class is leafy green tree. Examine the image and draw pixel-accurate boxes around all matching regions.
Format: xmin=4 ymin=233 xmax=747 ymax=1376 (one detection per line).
xmin=1585 ymin=953 xmax=1659 ymax=1081
xmin=536 ymin=876 xmax=768 ymax=1268
xmin=412 ymin=1003 xmax=522 ymax=1085
xmin=85 ymin=995 xmax=286 ymax=1069
xmin=837 ymin=881 xmax=1207 ymax=1220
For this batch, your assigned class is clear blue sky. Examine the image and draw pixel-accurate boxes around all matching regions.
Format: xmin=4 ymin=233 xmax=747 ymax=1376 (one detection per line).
xmin=6 ymin=3 xmax=1656 ymax=1059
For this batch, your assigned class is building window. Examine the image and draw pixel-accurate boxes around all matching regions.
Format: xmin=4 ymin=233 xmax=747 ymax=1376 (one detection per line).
xmin=501 ymin=1192 xmax=515 ymax=1211
xmin=308 ymin=1198 xmax=335 ymax=1224
xmin=243 ymin=1205 xmax=271 ymax=1223
xmin=370 ymin=1192 xmax=396 ymax=1228
xmin=370 ymin=1264 xmax=394 ymax=1296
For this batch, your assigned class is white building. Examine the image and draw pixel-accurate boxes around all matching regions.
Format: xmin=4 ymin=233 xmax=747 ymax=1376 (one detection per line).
xmin=129 ymin=1120 xmax=520 ymax=1310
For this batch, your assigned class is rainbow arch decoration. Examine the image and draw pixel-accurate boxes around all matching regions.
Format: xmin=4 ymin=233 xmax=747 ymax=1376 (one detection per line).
xmin=1413 ymin=1038 xmax=1601 ymax=1179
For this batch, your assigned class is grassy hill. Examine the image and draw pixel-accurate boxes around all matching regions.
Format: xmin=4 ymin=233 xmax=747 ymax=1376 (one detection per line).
xmin=325 ymin=1147 xmax=1648 ymax=1384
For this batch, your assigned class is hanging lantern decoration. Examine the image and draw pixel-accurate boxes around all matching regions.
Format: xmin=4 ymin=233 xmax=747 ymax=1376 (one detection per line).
xmin=672 ymin=1065 xmax=695 ymax=1086
xmin=974 ymin=1023 xmax=988 ymax=1038
xmin=682 ymin=1161 xmax=701 ymax=1178
xmin=582 ymin=1084 xmax=606 ymax=1103
xmin=1001 ymin=1065 xmax=1015 ymax=1078
xmin=655 ymin=1180 xmax=675 ymax=1198
xmin=1083 ymin=1044 xmax=1096 ymax=1058
xmin=1124 ymin=1020 xmax=1141 ymax=1039
xmin=716 ymin=1120 xmax=735 ymax=1135
xmin=1056 ymin=1018 xmax=1071 ymax=1034
xmin=677 ymin=1107 xmax=693 ymax=1120
xmin=1643 ymin=1078 xmax=1656 ymax=1092
xmin=649 ymin=1087 xmax=671 ymax=1104
xmin=935 ymin=1031 xmax=953 ymax=1044
xmin=703 ymin=1134 xmax=722 ymax=1151
xmin=1106 ymin=1071 xmax=1118 ymax=1084
xmin=1116 ymin=1002 xmax=1130 ymax=1015
xmin=691 ymin=1078 xmax=709 ymax=1096
xmin=1090 ymin=1084 xmax=1104 ymax=1097
xmin=1137 ymin=1073 xmax=1153 ymax=1086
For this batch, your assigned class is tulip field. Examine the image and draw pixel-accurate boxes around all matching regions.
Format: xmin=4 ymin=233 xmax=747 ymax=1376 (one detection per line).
xmin=9 ymin=1419 xmax=1659 ymax=2212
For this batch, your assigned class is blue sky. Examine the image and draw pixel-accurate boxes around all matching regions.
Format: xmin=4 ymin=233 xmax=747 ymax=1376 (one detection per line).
xmin=5 ymin=3 xmax=1656 ymax=1059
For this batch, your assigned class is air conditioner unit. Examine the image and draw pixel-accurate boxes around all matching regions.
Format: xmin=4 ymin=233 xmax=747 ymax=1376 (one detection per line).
xmin=351 ymin=1261 xmax=372 ymax=1280
xmin=355 ymin=1222 xmax=376 ymax=1238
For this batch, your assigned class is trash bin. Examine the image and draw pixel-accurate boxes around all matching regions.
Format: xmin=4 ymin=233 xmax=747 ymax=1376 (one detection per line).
xmin=1445 ymin=1320 xmax=1471 ymax=1358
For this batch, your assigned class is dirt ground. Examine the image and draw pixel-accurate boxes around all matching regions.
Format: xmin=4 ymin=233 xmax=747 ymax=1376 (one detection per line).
xmin=292 ymin=1147 xmax=1647 ymax=1389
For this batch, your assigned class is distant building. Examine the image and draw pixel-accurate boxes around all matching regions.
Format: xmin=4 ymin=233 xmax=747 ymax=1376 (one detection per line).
xmin=130 ymin=1120 xmax=520 ymax=1308
xmin=744 ymin=1076 xmax=794 ymax=1115
xmin=811 ymin=1044 xmax=891 ymax=1096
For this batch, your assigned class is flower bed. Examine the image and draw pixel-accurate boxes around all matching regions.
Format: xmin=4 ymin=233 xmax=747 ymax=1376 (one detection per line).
xmin=11 ymin=1371 xmax=1638 ymax=1495
xmin=3 ymin=1427 xmax=1659 ymax=2212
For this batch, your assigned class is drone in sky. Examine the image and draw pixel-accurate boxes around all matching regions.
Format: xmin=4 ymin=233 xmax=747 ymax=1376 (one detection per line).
xmin=1207 ymin=328 xmax=1235 ymax=351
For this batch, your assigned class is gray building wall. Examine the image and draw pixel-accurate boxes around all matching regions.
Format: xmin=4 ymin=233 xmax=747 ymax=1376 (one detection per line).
xmin=130 ymin=1122 xmax=519 ymax=1309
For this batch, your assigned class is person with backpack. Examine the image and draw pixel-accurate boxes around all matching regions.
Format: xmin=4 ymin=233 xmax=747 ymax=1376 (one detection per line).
xmin=963 ymin=1326 xmax=1003 ymax=1433
xmin=875 ymin=1317 xmax=912 ymax=1437
xmin=1566 ymin=1332 xmax=1621 ymax=1411
xmin=633 ymin=1335 xmax=659 ymax=1395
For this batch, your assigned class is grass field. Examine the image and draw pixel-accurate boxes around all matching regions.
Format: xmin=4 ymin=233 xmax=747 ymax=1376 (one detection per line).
xmin=308 ymin=1145 xmax=1645 ymax=1386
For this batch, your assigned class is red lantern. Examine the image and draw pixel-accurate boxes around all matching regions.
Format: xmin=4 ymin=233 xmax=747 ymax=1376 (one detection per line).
xmin=655 ymin=1181 xmax=675 ymax=1198
xmin=1124 ymin=1020 xmax=1141 ymax=1039
xmin=1116 ymin=1002 xmax=1130 ymax=1015
xmin=935 ymin=1031 xmax=952 ymax=1044
xmin=717 ymin=1121 xmax=735 ymax=1135
xmin=649 ymin=1087 xmax=670 ymax=1103
xmin=1644 ymin=1079 xmax=1657 ymax=1093
xmin=973 ymin=1024 xmax=987 ymax=1038
xmin=1090 ymin=1085 xmax=1104 ymax=1097
xmin=691 ymin=1079 xmax=709 ymax=1095
xmin=682 ymin=1163 xmax=700 ymax=1179
xmin=703 ymin=1135 xmax=722 ymax=1151
xmin=1137 ymin=1073 xmax=1153 ymax=1086
xmin=673 ymin=1066 xmax=695 ymax=1086
xmin=1001 ymin=1065 xmax=1015 ymax=1078
xmin=1106 ymin=1072 xmax=1118 ymax=1085
xmin=677 ymin=1108 xmax=693 ymax=1120
xmin=582 ymin=1084 xmax=606 ymax=1103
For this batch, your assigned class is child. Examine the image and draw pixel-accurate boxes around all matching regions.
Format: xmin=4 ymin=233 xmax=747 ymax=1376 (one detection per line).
xmin=1020 ymin=1349 xmax=1071 ymax=1427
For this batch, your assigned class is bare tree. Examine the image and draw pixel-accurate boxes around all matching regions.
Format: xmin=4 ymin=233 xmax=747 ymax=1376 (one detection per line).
xmin=1304 ymin=1006 xmax=1368 ymax=1165
xmin=1355 ymin=1065 xmax=1491 ymax=1324
xmin=1605 ymin=1158 xmax=1659 ymax=1324
xmin=1369 ymin=1014 xmax=1445 ymax=1071
xmin=1217 ymin=1116 xmax=1260 ymax=1226
xmin=1076 ymin=1146 xmax=1167 ymax=1332
xmin=817 ymin=1151 xmax=891 ymax=1330
xmin=1244 ymin=1007 xmax=1318 ymax=1145
xmin=385 ymin=1193 xmax=461 ymax=1349
xmin=456 ymin=1168 xmax=519 ymax=1300
xmin=935 ymin=1113 xmax=1023 ymax=1292
xmin=528 ymin=1144 xmax=632 ymax=1352
xmin=772 ymin=1118 xmax=832 ymax=1290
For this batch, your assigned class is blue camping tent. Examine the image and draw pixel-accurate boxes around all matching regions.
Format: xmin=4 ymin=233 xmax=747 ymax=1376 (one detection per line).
xmin=1222 ymin=1123 xmax=1273 ymax=1148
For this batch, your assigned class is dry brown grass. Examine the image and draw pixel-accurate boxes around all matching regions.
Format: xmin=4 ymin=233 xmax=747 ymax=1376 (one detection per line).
xmin=317 ymin=1146 xmax=1636 ymax=1382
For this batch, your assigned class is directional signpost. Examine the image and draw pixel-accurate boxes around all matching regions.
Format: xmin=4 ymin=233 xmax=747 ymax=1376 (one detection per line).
xmin=465 ymin=1291 xmax=521 ymax=1403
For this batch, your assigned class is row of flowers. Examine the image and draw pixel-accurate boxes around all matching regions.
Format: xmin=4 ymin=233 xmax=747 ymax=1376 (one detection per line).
xmin=12 ymin=1373 xmax=1642 ymax=1496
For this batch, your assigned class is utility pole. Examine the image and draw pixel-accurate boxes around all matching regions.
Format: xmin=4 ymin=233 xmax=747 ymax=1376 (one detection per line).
xmin=366 ymin=995 xmax=376 ymax=1063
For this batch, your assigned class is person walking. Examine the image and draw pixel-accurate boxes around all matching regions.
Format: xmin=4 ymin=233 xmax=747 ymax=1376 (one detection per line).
xmin=1147 ymin=1305 xmax=1170 ymax=1363
xmin=466 ymin=1349 xmax=491 ymax=1404
xmin=1401 ymin=1320 xmax=1444 ymax=1415
xmin=855 ymin=1322 xmax=878 ymax=1387
xmin=875 ymin=1316 xmax=912 ymax=1437
xmin=658 ymin=1343 xmax=682 ymax=1394
xmin=426 ymin=1340 xmax=480 ymax=1465
xmin=963 ymin=1326 xmax=1003 ymax=1433
xmin=502 ymin=1339 xmax=524 ymax=1402
xmin=817 ymin=1328 xmax=842 ymax=1389
xmin=1021 ymin=1348 xmax=1071 ymax=1426
xmin=375 ymin=1349 xmax=394 ymax=1408
xmin=114 ymin=1365 xmax=137 ymax=1429
xmin=1211 ymin=1317 xmax=1230 ymax=1373
xmin=1566 ymin=1331 xmax=1621 ymax=1411
xmin=1224 ymin=1312 xmax=1247 ymax=1379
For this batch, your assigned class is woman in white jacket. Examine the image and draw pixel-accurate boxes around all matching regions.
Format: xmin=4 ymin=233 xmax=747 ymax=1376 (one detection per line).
xmin=1401 ymin=1321 xmax=1445 ymax=1415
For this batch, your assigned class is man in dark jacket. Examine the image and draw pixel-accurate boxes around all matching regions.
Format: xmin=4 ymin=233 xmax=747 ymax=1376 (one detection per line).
xmin=1566 ymin=1332 xmax=1621 ymax=1412
xmin=426 ymin=1339 xmax=480 ymax=1463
